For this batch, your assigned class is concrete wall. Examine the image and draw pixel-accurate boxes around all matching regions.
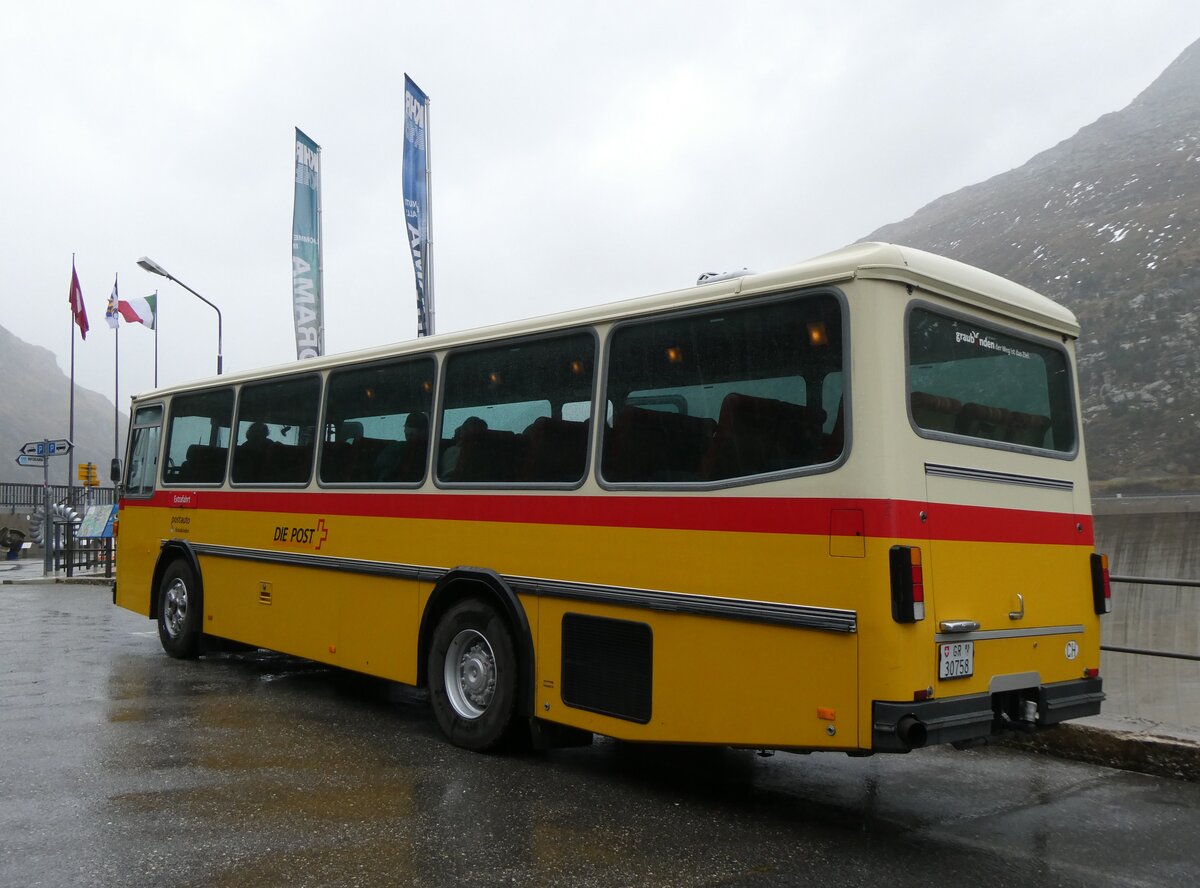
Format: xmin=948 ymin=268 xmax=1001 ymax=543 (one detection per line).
xmin=1093 ymin=499 xmax=1200 ymax=728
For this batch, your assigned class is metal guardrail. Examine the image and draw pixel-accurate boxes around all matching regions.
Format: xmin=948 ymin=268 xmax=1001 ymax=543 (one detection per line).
xmin=0 ymin=482 xmax=116 ymax=508
xmin=52 ymin=520 xmax=114 ymax=579
xmin=1104 ymin=574 xmax=1200 ymax=663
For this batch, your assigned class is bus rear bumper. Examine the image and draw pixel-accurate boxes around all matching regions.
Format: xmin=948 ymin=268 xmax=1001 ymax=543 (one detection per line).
xmin=872 ymin=677 xmax=1104 ymax=752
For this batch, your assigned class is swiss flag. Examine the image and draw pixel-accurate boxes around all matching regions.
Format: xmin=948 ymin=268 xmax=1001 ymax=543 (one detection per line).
xmin=69 ymin=262 xmax=88 ymax=340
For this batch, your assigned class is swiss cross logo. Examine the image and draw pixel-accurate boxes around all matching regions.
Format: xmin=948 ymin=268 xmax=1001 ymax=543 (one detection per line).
xmin=315 ymin=518 xmax=329 ymax=551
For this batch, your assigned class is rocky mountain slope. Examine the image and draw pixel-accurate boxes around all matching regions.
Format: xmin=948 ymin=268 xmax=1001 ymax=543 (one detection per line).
xmin=0 ymin=324 xmax=126 ymax=486
xmin=866 ymin=38 xmax=1200 ymax=487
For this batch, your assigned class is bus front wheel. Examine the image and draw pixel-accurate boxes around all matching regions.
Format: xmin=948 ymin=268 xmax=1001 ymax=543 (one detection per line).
xmin=428 ymin=598 xmax=518 ymax=751
xmin=157 ymin=560 xmax=202 ymax=660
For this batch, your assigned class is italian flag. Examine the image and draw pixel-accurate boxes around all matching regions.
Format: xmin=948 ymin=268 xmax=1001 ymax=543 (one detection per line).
xmin=117 ymin=295 xmax=157 ymax=330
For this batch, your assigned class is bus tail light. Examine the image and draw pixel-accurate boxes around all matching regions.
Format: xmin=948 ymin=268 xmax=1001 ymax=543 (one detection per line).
xmin=1090 ymin=553 xmax=1112 ymax=615
xmin=890 ymin=545 xmax=925 ymax=623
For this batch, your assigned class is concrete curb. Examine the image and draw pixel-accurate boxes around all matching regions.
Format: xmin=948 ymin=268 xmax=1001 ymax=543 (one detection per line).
xmin=1004 ymin=717 xmax=1200 ymax=782
xmin=0 ymin=568 xmax=113 ymax=587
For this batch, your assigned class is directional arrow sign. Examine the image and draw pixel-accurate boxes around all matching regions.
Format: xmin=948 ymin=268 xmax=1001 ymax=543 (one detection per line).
xmin=20 ymin=439 xmax=72 ymax=456
xmin=15 ymin=454 xmax=46 ymax=468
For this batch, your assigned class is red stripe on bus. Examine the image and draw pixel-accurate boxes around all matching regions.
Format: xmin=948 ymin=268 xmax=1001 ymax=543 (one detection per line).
xmin=127 ymin=489 xmax=1094 ymax=546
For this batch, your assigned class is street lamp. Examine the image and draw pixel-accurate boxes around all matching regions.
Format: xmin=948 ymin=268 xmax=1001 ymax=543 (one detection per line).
xmin=136 ymin=256 xmax=223 ymax=375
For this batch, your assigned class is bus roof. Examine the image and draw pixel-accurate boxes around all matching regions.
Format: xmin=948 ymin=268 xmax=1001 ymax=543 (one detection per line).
xmin=142 ymin=242 xmax=1078 ymax=398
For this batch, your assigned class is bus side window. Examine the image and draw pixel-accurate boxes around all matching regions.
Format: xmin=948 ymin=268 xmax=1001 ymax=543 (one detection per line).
xmin=164 ymin=388 xmax=234 ymax=485
xmin=232 ymin=376 xmax=321 ymax=485
xmin=320 ymin=358 xmax=436 ymax=485
xmin=438 ymin=332 xmax=595 ymax=485
xmin=125 ymin=404 xmax=164 ymax=497
xmin=602 ymin=292 xmax=843 ymax=484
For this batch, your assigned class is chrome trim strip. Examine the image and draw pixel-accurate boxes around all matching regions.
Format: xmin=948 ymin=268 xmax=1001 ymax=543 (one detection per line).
xmin=515 ymin=575 xmax=857 ymax=633
xmin=938 ymin=620 xmax=981 ymax=633
xmin=935 ymin=624 xmax=1085 ymax=643
xmin=924 ymin=463 xmax=1074 ymax=492
xmin=184 ymin=542 xmax=857 ymax=634
xmin=187 ymin=542 xmax=444 ymax=583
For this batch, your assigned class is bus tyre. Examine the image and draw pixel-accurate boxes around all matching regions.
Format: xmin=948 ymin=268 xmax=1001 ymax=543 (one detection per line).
xmin=157 ymin=560 xmax=202 ymax=660
xmin=428 ymin=598 xmax=518 ymax=751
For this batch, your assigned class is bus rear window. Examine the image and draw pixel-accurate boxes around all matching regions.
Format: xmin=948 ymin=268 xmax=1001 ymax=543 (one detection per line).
xmin=907 ymin=308 xmax=1075 ymax=453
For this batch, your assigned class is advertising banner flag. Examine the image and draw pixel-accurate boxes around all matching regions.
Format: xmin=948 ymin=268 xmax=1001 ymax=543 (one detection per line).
xmin=292 ymin=128 xmax=324 ymax=359
xmin=403 ymin=75 xmax=432 ymax=337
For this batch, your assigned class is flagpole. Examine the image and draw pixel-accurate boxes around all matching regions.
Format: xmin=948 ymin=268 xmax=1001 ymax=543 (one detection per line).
xmin=114 ymin=274 xmax=120 ymax=467
xmin=154 ymin=289 xmax=159 ymax=387
xmin=425 ymin=94 xmax=436 ymax=336
xmin=69 ymin=255 xmax=77 ymax=503
xmin=317 ymin=150 xmax=325 ymax=355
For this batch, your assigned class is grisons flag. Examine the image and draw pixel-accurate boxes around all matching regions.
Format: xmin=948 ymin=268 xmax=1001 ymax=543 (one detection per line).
xmin=105 ymin=276 xmax=120 ymax=329
xmin=69 ymin=262 xmax=88 ymax=339
xmin=118 ymin=294 xmax=157 ymax=329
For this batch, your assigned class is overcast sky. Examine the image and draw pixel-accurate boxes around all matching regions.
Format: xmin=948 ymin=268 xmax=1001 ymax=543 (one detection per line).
xmin=4 ymin=1 xmax=1200 ymax=413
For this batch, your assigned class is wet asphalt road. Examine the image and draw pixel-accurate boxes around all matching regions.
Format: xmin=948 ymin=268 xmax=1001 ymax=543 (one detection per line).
xmin=3 ymin=583 xmax=1199 ymax=888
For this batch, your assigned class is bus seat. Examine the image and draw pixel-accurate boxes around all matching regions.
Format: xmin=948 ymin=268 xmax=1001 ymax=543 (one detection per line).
xmin=346 ymin=436 xmax=387 ymax=479
xmin=1006 ymin=409 xmax=1052 ymax=446
xmin=179 ymin=444 xmax=227 ymax=483
xmin=451 ymin=425 xmax=526 ymax=483
xmin=910 ymin=391 xmax=962 ymax=433
xmin=822 ymin=399 xmax=845 ymax=462
xmin=320 ymin=441 xmax=352 ymax=482
xmin=701 ymin=394 xmax=825 ymax=480
xmin=521 ymin=417 xmax=589 ymax=482
xmin=265 ymin=442 xmax=314 ymax=483
xmin=374 ymin=439 xmax=428 ymax=482
xmin=604 ymin=406 xmax=715 ymax=482
xmin=958 ymin=403 xmax=1051 ymax=447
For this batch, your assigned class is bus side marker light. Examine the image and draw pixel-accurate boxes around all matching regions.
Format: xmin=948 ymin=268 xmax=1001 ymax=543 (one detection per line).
xmin=817 ymin=707 xmax=836 ymax=721
xmin=328 ymin=644 xmax=337 ymax=654
xmin=1090 ymin=553 xmax=1112 ymax=615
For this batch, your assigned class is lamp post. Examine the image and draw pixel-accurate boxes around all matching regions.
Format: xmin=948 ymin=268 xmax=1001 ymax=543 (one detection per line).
xmin=136 ymin=256 xmax=223 ymax=375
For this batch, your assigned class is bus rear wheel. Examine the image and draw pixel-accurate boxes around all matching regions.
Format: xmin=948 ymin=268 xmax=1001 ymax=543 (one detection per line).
xmin=428 ymin=598 xmax=518 ymax=751
xmin=157 ymin=559 xmax=202 ymax=660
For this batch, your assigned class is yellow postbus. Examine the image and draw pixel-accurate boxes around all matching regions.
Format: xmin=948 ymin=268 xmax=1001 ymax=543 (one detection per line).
xmin=114 ymin=242 xmax=1107 ymax=754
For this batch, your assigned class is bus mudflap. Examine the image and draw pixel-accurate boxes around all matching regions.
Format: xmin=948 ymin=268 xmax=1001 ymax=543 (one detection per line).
xmin=872 ymin=677 xmax=1104 ymax=752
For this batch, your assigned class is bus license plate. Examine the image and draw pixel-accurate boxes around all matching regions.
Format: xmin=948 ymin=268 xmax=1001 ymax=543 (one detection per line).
xmin=939 ymin=641 xmax=974 ymax=679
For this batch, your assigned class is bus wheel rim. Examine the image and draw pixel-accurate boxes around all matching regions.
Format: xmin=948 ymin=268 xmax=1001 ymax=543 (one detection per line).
xmin=444 ymin=629 xmax=497 ymax=719
xmin=164 ymin=578 xmax=188 ymax=639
